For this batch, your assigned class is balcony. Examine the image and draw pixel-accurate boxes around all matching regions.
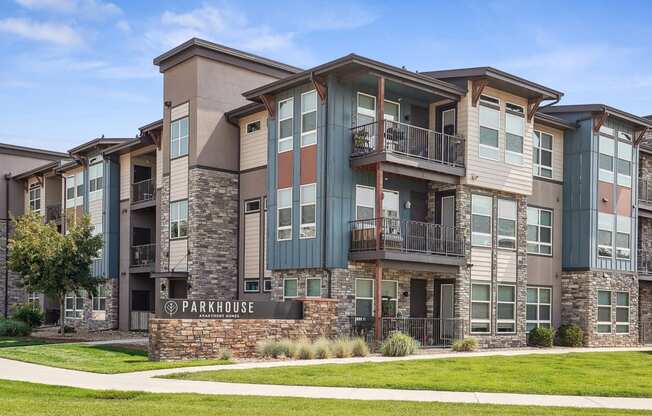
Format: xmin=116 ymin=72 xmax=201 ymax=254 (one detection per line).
xmin=130 ymin=243 xmax=156 ymax=272
xmin=45 ymin=204 xmax=61 ymax=223
xmin=640 ymin=177 xmax=652 ymax=215
xmin=132 ymin=179 xmax=155 ymax=208
xmin=349 ymin=218 xmax=465 ymax=266
xmin=351 ymin=120 xmax=465 ymax=180
xmin=639 ymin=249 xmax=652 ymax=279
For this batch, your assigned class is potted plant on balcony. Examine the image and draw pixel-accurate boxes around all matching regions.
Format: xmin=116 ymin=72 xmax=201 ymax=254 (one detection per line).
xmin=352 ymin=129 xmax=371 ymax=154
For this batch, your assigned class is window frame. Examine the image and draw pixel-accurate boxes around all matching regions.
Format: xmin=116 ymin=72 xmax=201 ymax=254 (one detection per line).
xmin=300 ymin=183 xmax=317 ymax=239
xmin=526 ymin=286 xmax=552 ymax=332
xmin=597 ymin=290 xmax=612 ymax=334
xmin=598 ymin=135 xmax=615 ymax=183
xmin=496 ymin=284 xmax=516 ymax=334
xmin=300 ymin=90 xmax=317 ymax=147
xmin=88 ymin=162 xmax=104 ymax=196
xmin=616 ymin=291 xmax=630 ymax=334
xmin=381 ymin=280 xmax=398 ymax=318
xmin=92 ymin=284 xmax=106 ymax=312
xmin=277 ymin=188 xmax=292 ymax=241
xmin=245 ymin=120 xmax=261 ymax=134
xmin=497 ymin=199 xmax=517 ymax=250
xmin=505 ymin=105 xmax=525 ymax=165
xmin=263 ymin=278 xmax=272 ymax=292
xmin=478 ymin=95 xmax=500 ymax=161
xmin=306 ymin=277 xmax=322 ymax=298
xmin=66 ymin=175 xmax=76 ymax=204
xmin=65 ymin=291 xmax=84 ymax=319
xmin=169 ymin=199 xmax=189 ymax=240
xmin=597 ymin=212 xmax=614 ymax=259
xmin=533 ymin=130 xmax=553 ymax=178
xmin=471 ymin=194 xmax=493 ymax=247
xmin=244 ymin=279 xmax=260 ymax=293
xmin=244 ymin=198 xmax=261 ymax=214
xmin=616 ymin=137 xmax=632 ymax=188
xmin=170 ymin=116 xmax=189 ymax=159
xmin=277 ymin=97 xmax=294 ymax=153
xmin=28 ymin=183 xmax=41 ymax=214
xmin=355 ymin=278 xmax=374 ymax=317
xmin=471 ymin=283 xmax=491 ymax=334
xmin=615 ymin=215 xmax=631 ymax=260
xmin=527 ymin=206 xmax=553 ymax=256
xmin=283 ymin=277 xmax=298 ymax=299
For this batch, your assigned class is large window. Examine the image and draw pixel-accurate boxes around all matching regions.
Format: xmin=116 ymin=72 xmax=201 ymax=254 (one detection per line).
xmin=301 ymin=90 xmax=317 ymax=147
xmin=598 ymin=136 xmax=614 ymax=183
xmin=66 ymin=172 xmax=84 ymax=207
xmin=355 ymin=185 xmax=399 ymax=220
xmin=355 ymin=278 xmax=374 ymax=317
xmin=66 ymin=175 xmax=76 ymax=203
xmin=598 ymin=213 xmax=614 ymax=258
xmin=479 ymin=95 xmax=500 ymax=160
xmin=171 ymin=116 xmax=189 ymax=159
xmin=65 ymin=291 xmax=84 ymax=319
xmin=617 ymin=139 xmax=632 ymax=188
xmin=283 ymin=278 xmax=298 ymax=298
xmin=497 ymin=199 xmax=516 ymax=249
xmin=597 ymin=290 xmax=612 ymax=333
xmin=381 ymin=280 xmax=398 ymax=317
xmin=306 ymin=277 xmax=321 ymax=297
xmin=278 ymin=98 xmax=294 ymax=153
xmin=616 ymin=292 xmax=630 ymax=333
xmin=505 ymin=104 xmax=524 ymax=165
xmin=28 ymin=184 xmax=41 ymax=214
xmin=472 ymin=194 xmax=492 ymax=247
xmin=533 ymin=131 xmax=553 ymax=178
xmin=497 ymin=285 xmax=516 ymax=333
xmin=170 ymin=200 xmax=188 ymax=239
xmin=356 ymin=92 xmax=400 ymax=125
xmin=527 ymin=207 xmax=552 ymax=255
xmin=616 ymin=216 xmax=631 ymax=259
xmin=471 ymin=283 xmax=491 ymax=333
xmin=277 ymin=188 xmax=292 ymax=241
xmin=526 ymin=287 xmax=551 ymax=331
xmin=300 ymin=184 xmax=316 ymax=239
xmin=92 ymin=284 xmax=106 ymax=311
xmin=89 ymin=163 xmax=103 ymax=197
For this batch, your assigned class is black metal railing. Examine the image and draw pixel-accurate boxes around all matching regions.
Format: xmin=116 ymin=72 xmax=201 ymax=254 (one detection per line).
xmin=349 ymin=316 xmax=464 ymax=347
xmin=45 ymin=204 xmax=61 ymax=223
xmin=132 ymin=179 xmax=155 ymax=204
xmin=351 ymin=120 xmax=465 ymax=167
xmin=639 ymin=249 xmax=652 ymax=275
xmin=131 ymin=243 xmax=156 ymax=267
xmin=350 ymin=218 xmax=464 ymax=257
xmin=640 ymin=177 xmax=652 ymax=204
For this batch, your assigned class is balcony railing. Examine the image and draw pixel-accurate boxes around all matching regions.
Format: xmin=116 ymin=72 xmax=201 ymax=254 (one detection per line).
xmin=640 ymin=177 xmax=652 ymax=204
xmin=350 ymin=218 xmax=464 ymax=257
xmin=639 ymin=249 xmax=652 ymax=275
xmin=349 ymin=316 xmax=464 ymax=347
xmin=130 ymin=311 xmax=151 ymax=331
xmin=45 ymin=204 xmax=61 ymax=223
xmin=351 ymin=120 xmax=465 ymax=167
xmin=132 ymin=179 xmax=155 ymax=204
xmin=131 ymin=243 xmax=156 ymax=267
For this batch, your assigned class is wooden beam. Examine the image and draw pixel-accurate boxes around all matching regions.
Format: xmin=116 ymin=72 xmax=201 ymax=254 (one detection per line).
xmin=260 ymin=94 xmax=276 ymax=118
xmin=310 ymin=73 xmax=328 ymax=103
xmin=149 ymin=130 xmax=161 ymax=150
xmin=593 ymin=111 xmax=608 ymax=133
xmin=527 ymin=96 xmax=544 ymax=122
xmin=635 ymin=128 xmax=649 ymax=146
xmin=471 ymin=78 xmax=489 ymax=107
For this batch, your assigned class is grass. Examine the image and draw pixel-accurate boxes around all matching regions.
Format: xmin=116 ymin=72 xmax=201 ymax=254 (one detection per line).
xmin=0 ymin=380 xmax=649 ymax=416
xmin=165 ymin=351 xmax=652 ymax=398
xmin=0 ymin=338 xmax=230 ymax=374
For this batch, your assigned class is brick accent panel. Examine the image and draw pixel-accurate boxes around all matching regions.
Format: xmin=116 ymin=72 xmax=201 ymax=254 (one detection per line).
xmin=64 ymin=279 xmax=118 ymax=331
xmin=148 ymin=298 xmax=337 ymax=360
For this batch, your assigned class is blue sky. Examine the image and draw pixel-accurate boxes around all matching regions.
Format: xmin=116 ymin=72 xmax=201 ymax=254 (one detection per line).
xmin=1 ymin=0 xmax=652 ymax=152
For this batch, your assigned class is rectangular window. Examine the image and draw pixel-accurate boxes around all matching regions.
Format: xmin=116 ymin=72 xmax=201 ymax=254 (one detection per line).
xmin=597 ymin=290 xmax=612 ymax=333
xmin=497 ymin=199 xmax=516 ymax=249
xmin=170 ymin=116 xmax=189 ymax=159
xmin=300 ymin=184 xmax=316 ymax=239
xmin=497 ymin=285 xmax=516 ymax=333
xmin=617 ymin=141 xmax=632 ymax=188
xmin=472 ymin=195 xmax=492 ymax=247
xmin=246 ymin=120 xmax=261 ymax=134
xmin=29 ymin=184 xmax=41 ymax=214
xmin=92 ymin=284 xmax=106 ymax=311
xmin=357 ymin=92 xmax=376 ymax=126
xmin=355 ymin=278 xmax=374 ymax=317
xmin=306 ymin=277 xmax=321 ymax=297
xmin=471 ymin=283 xmax=491 ymax=333
xmin=88 ymin=163 xmax=103 ymax=194
xmin=170 ymin=200 xmax=188 ymax=239
xmin=65 ymin=291 xmax=84 ymax=319
xmin=616 ymin=291 xmax=630 ymax=333
xmin=283 ymin=278 xmax=298 ymax=298
xmin=75 ymin=171 xmax=84 ymax=205
xmin=527 ymin=207 xmax=552 ymax=255
xmin=66 ymin=175 xmax=76 ymax=202
xmin=616 ymin=216 xmax=631 ymax=259
xmin=505 ymin=111 xmax=524 ymax=165
xmin=278 ymin=98 xmax=294 ymax=153
xmin=381 ymin=280 xmax=398 ymax=317
xmin=28 ymin=292 xmax=39 ymax=305
xmin=301 ymin=90 xmax=317 ymax=147
xmin=526 ymin=287 xmax=551 ymax=332
xmin=277 ymin=188 xmax=292 ymax=241
xmin=354 ymin=185 xmax=399 ymax=220
xmin=598 ymin=213 xmax=614 ymax=258
xmin=244 ymin=279 xmax=259 ymax=293
xmin=244 ymin=199 xmax=261 ymax=213
xmin=479 ymin=100 xmax=500 ymax=160
xmin=599 ymin=136 xmax=614 ymax=183
xmin=263 ymin=278 xmax=272 ymax=292
xmin=533 ymin=131 xmax=553 ymax=178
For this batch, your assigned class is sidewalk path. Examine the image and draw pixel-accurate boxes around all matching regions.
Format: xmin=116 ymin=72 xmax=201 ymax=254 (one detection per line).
xmin=2 ymin=347 xmax=652 ymax=411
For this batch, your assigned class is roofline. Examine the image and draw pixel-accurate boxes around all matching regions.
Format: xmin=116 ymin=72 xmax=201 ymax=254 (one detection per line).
xmin=533 ymin=112 xmax=576 ymax=130
xmin=225 ymin=102 xmax=266 ymax=123
xmin=543 ymin=104 xmax=652 ymax=129
xmin=68 ymin=138 xmax=130 ymax=155
xmin=243 ymin=53 xmax=466 ymax=101
xmin=139 ymin=118 xmax=163 ymax=133
xmin=12 ymin=160 xmax=67 ymax=180
xmin=55 ymin=159 xmax=82 ymax=173
xmin=0 ymin=142 xmax=69 ymax=160
xmin=103 ymin=137 xmax=144 ymax=156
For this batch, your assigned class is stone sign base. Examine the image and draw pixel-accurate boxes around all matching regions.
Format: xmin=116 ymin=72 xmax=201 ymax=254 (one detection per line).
xmin=148 ymin=298 xmax=338 ymax=361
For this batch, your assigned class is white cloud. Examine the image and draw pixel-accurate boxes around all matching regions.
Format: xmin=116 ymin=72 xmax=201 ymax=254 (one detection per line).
xmin=115 ymin=19 xmax=131 ymax=33
xmin=0 ymin=17 xmax=82 ymax=46
xmin=15 ymin=0 xmax=122 ymax=19
xmin=298 ymin=6 xmax=378 ymax=31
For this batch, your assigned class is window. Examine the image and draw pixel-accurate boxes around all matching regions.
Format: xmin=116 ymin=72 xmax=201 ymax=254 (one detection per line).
xmin=170 ymin=200 xmax=188 ymax=239
xmin=89 ymin=163 xmax=103 ymax=195
xmin=66 ymin=175 xmax=76 ymax=202
xmin=526 ymin=287 xmax=551 ymax=331
xmin=76 ymin=171 xmax=84 ymax=203
xmin=92 ymin=285 xmax=106 ymax=311
xmin=506 ymin=102 xmax=524 ymax=114
xmin=246 ymin=120 xmax=261 ymax=134
xmin=480 ymin=95 xmax=499 ymax=106
xmin=244 ymin=280 xmax=259 ymax=293
xmin=244 ymin=199 xmax=261 ymax=213
xmin=505 ymin=108 xmax=524 ymax=165
xmin=381 ymin=280 xmax=398 ymax=317
xmin=479 ymin=96 xmax=499 ymax=160
xmin=442 ymin=108 xmax=456 ymax=135
xmin=617 ymin=140 xmax=632 ymax=188
xmin=277 ymin=188 xmax=292 ymax=241
xmin=301 ymin=90 xmax=317 ymax=147
xmin=356 ymin=92 xmax=400 ymax=125
xmin=616 ymin=292 xmax=630 ymax=333
xmin=355 ymin=278 xmax=374 ymax=317
xmin=497 ymin=285 xmax=516 ymax=333
xmin=306 ymin=277 xmax=321 ymax=297
xmin=65 ymin=291 xmax=84 ymax=319
xmin=472 ymin=194 xmax=492 ymax=247
xmin=278 ymin=98 xmax=294 ymax=153
xmin=354 ymin=185 xmax=399 ymax=221
xmin=471 ymin=283 xmax=491 ymax=333
xmin=28 ymin=184 xmax=41 ymax=214
xmin=170 ymin=116 xmax=189 ymax=159
xmin=300 ymin=184 xmax=316 ymax=239
xmin=533 ymin=131 xmax=553 ymax=178
xmin=527 ymin=207 xmax=552 ymax=255
xmin=263 ymin=278 xmax=272 ymax=292
xmin=283 ymin=278 xmax=298 ymax=298
xmin=616 ymin=216 xmax=631 ymax=259
xmin=497 ymin=199 xmax=516 ymax=249
xmin=28 ymin=292 xmax=39 ymax=305
xmin=66 ymin=173 xmax=83 ymax=207
xmin=384 ymin=100 xmax=400 ymax=122
xmin=598 ymin=213 xmax=614 ymax=258
xmin=598 ymin=136 xmax=614 ymax=183
xmin=597 ymin=290 xmax=612 ymax=333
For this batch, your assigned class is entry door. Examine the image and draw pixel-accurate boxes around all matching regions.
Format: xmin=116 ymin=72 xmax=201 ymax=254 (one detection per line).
xmin=441 ymin=196 xmax=455 ymax=251
xmin=440 ymin=284 xmax=454 ymax=339
xmin=410 ymin=279 xmax=427 ymax=318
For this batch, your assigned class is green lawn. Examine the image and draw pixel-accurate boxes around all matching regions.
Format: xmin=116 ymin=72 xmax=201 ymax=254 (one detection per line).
xmin=0 ymin=380 xmax=649 ymax=416
xmin=165 ymin=351 xmax=652 ymax=398
xmin=0 ymin=338 xmax=230 ymax=373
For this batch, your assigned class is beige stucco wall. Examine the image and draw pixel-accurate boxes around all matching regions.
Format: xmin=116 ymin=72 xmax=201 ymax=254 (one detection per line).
xmin=239 ymin=110 xmax=268 ymax=171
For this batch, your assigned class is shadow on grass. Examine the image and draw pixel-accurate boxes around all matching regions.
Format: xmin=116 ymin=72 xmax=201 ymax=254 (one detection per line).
xmin=0 ymin=337 xmax=51 ymax=348
xmin=85 ymin=344 xmax=148 ymax=358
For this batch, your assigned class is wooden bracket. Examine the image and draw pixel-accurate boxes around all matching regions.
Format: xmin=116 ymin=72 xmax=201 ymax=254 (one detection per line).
xmin=593 ymin=110 xmax=609 ymax=133
xmin=149 ymin=130 xmax=161 ymax=150
xmin=310 ymin=73 xmax=328 ymax=103
xmin=635 ymin=128 xmax=649 ymax=146
xmin=527 ymin=96 xmax=544 ymax=122
xmin=261 ymin=94 xmax=276 ymax=118
xmin=471 ymin=78 xmax=489 ymax=107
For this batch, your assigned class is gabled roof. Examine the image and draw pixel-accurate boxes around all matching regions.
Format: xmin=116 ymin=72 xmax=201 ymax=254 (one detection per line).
xmin=68 ymin=137 xmax=130 ymax=156
xmin=542 ymin=104 xmax=652 ymax=130
xmin=0 ymin=142 xmax=69 ymax=160
xmin=12 ymin=159 xmax=71 ymax=180
xmin=225 ymin=102 xmax=266 ymax=123
xmin=139 ymin=118 xmax=163 ymax=133
xmin=533 ymin=112 xmax=576 ymax=130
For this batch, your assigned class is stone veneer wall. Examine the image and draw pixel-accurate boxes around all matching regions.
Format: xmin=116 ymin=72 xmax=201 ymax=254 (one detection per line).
xmin=149 ymin=298 xmax=337 ymax=360
xmin=561 ymin=270 xmax=639 ymax=347
xmin=639 ymin=281 xmax=652 ymax=344
xmin=0 ymin=220 xmax=26 ymax=317
xmin=64 ymin=279 xmax=119 ymax=331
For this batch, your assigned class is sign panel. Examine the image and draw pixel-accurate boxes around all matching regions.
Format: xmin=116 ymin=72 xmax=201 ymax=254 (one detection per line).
xmin=158 ymin=299 xmax=303 ymax=320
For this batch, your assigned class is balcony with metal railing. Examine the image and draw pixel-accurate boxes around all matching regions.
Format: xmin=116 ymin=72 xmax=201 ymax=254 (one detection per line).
xmin=639 ymin=249 xmax=652 ymax=278
xmin=132 ymin=178 xmax=155 ymax=207
xmin=45 ymin=204 xmax=62 ymax=223
xmin=639 ymin=177 xmax=652 ymax=214
xmin=130 ymin=243 xmax=156 ymax=272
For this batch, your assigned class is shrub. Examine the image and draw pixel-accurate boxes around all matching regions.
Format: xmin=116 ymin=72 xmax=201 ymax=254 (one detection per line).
xmin=313 ymin=337 xmax=331 ymax=359
xmin=380 ymin=331 xmax=418 ymax=357
xmin=452 ymin=337 xmax=478 ymax=352
xmin=257 ymin=340 xmax=285 ymax=358
xmin=351 ymin=337 xmax=370 ymax=357
xmin=219 ymin=348 xmax=232 ymax=361
xmin=297 ymin=340 xmax=316 ymax=360
xmin=330 ymin=337 xmax=354 ymax=358
xmin=11 ymin=303 xmax=44 ymax=328
xmin=556 ymin=324 xmax=584 ymax=347
xmin=0 ymin=319 xmax=31 ymax=337
xmin=277 ymin=338 xmax=299 ymax=359
xmin=528 ymin=326 xmax=554 ymax=347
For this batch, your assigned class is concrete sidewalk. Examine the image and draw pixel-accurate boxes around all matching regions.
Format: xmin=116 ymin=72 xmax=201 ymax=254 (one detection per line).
xmin=2 ymin=347 xmax=652 ymax=411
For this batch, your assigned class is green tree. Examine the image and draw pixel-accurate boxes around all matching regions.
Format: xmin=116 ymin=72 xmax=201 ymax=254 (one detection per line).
xmin=8 ymin=211 xmax=103 ymax=334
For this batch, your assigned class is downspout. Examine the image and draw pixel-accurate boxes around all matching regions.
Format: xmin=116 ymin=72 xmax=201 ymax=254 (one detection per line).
xmin=322 ymin=85 xmax=331 ymax=298
xmin=4 ymin=173 xmax=11 ymax=318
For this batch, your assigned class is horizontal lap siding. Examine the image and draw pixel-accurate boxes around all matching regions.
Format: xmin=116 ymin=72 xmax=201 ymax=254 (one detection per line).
xmin=471 ymin=247 xmax=492 ymax=281
xmin=240 ymin=111 xmax=268 ymax=171
xmin=169 ymin=238 xmax=187 ymax=272
xmin=244 ymin=213 xmax=261 ymax=278
xmin=496 ymin=250 xmax=516 ymax=281
xmin=120 ymin=153 xmax=130 ymax=200
xmin=170 ymin=157 xmax=188 ymax=201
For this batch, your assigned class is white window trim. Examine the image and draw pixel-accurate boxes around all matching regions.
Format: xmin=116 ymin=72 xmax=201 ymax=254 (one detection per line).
xmin=306 ymin=277 xmax=322 ymax=298
xmin=245 ymin=120 xmax=261 ymax=135
xmin=616 ymin=291 xmax=630 ymax=334
xmin=597 ymin=290 xmax=612 ymax=334
xmin=357 ymin=92 xmax=377 ymax=124
xmin=300 ymin=183 xmax=316 ymax=239
xmin=496 ymin=284 xmax=516 ymax=334
xmin=479 ymin=94 xmax=500 ymax=106
xmin=598 ymin=135 xmax=615 ymax=184
xmin=615 ymin=216 xmax=631 ymax=260
xmin=283 ymin=277 xmax=298 ymax=299
xmin=277 ymin=187 xmax=292 ymax=241
xmin=88 ymin=163 xmax=103 ymax=197
xmin=616 ymin=140 xmax=632 ymax=188
xmin=471 ymin=283 xmax=491 ymax=334
xmin=381 ymin=280 xmax=399 ymax=317
xmin=244 ymin=279 xmax=260 ymax=293
xmin=478 ymin=97 xmax=500 ymax=161
xmin=92 ymin=284 xmax=106 ymax=312
xmin=65 ymin=292 xmax=84 ymax=319
xmin=471 ymin=194 xmax=492 ymax=247
xmin=300 ymin=90 xmax=317 ymax=148
xmin=497 ymin=199 xmax=517 ymax=251
xmin=526 ymin=286 xmax=552 ymax=330
xmin=355 ymin=185 xmax=375 ymax=221
xmin=527 ymin=207 xmax=553 ymax=256
xmin=170 ymin=116 xmax=189 ymax=159
xmin=505 ymin=111 xmax=524 ymax=166
xmin=533 ymin=130 xmax=554 ymax=179
xmin=170 ymin=199 xmax=188 ymax=240
xmin=66 ymin=175 xmax=76 ymax=204
xmin=29 ymin=184 xmax=42 ymax=214
xmin=355 ymin=278 xmax=374 ymax=317
xmin=505 ymin=102 xmax=525 ymax=114
xmin=244 ymin=198 xmax=261 ymax=213
xmin=277 ymin=97 xmax=294 ymax=153
xmin=597 ymin=213 xmax=614 ymax=259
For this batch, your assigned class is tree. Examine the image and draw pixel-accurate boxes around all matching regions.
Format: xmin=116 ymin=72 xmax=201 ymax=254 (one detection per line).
xmin=8 ymin=211 xmax=103 ymax=334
